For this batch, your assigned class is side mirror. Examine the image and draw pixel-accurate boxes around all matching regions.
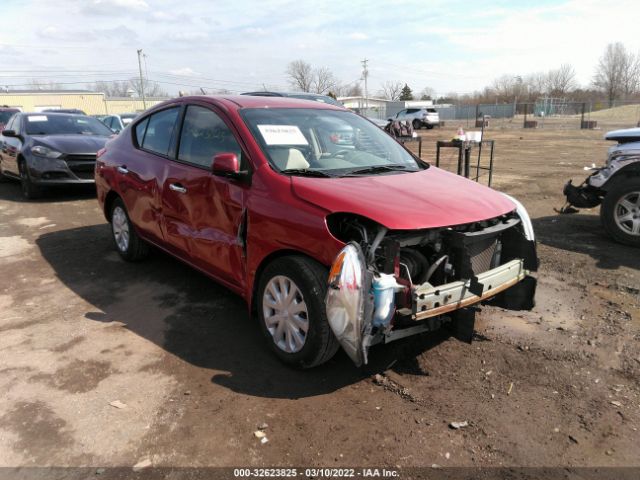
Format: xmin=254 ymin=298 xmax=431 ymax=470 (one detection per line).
xmin=211 ymin=152 xmax=240 ymax=177
xmin=1 ymin=129 xmax=17 ymax=137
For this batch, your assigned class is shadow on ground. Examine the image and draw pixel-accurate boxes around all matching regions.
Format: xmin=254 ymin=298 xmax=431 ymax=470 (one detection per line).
xmin=36 ymin=224 xmax=446 ymax=399
xmin=534 ymin=213 xmax=640 ymax=270
xmin=0 ymin=179 xmax=97 ymax=203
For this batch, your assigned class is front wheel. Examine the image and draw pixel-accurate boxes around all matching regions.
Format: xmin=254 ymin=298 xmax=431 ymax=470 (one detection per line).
xmin=110 ymin=198 xmax=150 ymax=261
xmin=257 ymin=256 xmax=339 ymax=368
xmin=601 ymin=178 xmax=640 ymax=246
xmin=19 ymin=161 xmax=42 ymax=199
xmin=412 ymin=119 xmax=422 ymax=130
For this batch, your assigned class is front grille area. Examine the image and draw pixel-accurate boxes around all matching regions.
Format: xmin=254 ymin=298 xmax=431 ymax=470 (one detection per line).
xmin=468 ymin=236 xmax=498 ymax=275
xmin=65 ymin=154 xmax=96 ymax=180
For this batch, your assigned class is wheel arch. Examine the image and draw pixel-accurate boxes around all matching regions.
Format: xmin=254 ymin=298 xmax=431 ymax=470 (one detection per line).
xmin=249 ymin=248 xmax=328 ymax=314
xmin=103 ymin=190 xmax=122 ymax=222
xmin=602 ymin=162 xmax=640 ymax=192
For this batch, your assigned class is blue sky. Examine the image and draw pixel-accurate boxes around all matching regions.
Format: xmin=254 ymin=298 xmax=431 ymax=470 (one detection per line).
xmin=1 ymin=0 xmax=639 ymax=96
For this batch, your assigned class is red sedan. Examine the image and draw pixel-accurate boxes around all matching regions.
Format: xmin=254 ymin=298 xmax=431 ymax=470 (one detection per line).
xmin=95 ymin=95 xmax=538 ymax=368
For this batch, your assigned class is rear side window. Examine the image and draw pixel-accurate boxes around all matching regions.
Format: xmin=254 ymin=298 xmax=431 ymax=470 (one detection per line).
xmin=177 ymin=105 xmax=242 ymax=169
xmin=134 ymin=117 xmax=149 ymax=146
xmin=140 ymin=107 xmax=180 ymax=156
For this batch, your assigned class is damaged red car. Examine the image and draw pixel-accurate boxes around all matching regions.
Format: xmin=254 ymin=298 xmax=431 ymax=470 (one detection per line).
xmin=95 ymin=95 xmax=538 ymax=368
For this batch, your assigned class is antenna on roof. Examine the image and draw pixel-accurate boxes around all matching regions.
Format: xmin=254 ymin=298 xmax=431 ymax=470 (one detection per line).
xmin=200 ymin=87 xmax=206 ymax=95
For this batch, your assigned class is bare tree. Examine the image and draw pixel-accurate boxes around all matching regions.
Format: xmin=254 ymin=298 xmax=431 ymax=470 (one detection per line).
xmin=334 ymin=82 xmax=362 ymax=97
xmin=286 ymin=60 xmax=314 ymax=92
xmin=128 ymin=77 xmax=168 ymax=98
xmin=593 ymin=42 xmax=640 ymax=106
xmin=419 ymin=86 xmax=435 ymax=100
xmin=546 ymin=64 xmax=576 ymax=97
xmin=29 ymin=79 xmax=64 ymax=90
xmin=378 ymin=81 xmax=403 ymax=100
xmin=621 ymin=51 xmax=640 ymax=99
xmin=311 ymin=66 xmax=337 ymax=94
xmin=90 ymin=80 xmax=131 ymax=97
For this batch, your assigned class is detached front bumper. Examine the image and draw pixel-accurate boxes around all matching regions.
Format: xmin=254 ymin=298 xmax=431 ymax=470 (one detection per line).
xmin=326 ymin=241 xmax=537 ymax=366
xmin=412 ymin=259 xmax=528 ymax=320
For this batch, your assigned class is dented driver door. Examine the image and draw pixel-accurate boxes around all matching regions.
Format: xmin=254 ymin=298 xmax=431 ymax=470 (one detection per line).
xmin=160 ymin=103 xmax=248 ymax=290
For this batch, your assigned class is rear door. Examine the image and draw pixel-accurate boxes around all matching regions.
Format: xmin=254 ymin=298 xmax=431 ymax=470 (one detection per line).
xmin=160 ymin=103 xmax=248 ymax=288
xmin=117 ymin=106 xmax=181 ymax=245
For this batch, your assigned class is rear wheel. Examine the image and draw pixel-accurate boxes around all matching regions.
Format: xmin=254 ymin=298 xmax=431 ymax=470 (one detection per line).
xmin=257 ymin=256 xmax=339 ymax=368
xmin=412 ymin=119 xmax=422 ymax=130
xmin=18 ymin=160 xmax=42 ymax=200
xmin=601 ymin=178 xmax=640 ymax=246
xmin=110 ymin=198 xmax=149 ymax=261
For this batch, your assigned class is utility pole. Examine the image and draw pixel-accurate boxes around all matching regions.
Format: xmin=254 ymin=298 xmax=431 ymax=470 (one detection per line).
xmin=137 ymin=49 xmax=147 ymax=109
xmin=361 ymin=58 xmax=369 ymax=111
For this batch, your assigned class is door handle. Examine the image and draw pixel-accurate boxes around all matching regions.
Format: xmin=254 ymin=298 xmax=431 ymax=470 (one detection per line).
xmin=169 ymin=183 xmax=187 ymax=194
xmin=117 ymin=166 xmax=129 ymax=174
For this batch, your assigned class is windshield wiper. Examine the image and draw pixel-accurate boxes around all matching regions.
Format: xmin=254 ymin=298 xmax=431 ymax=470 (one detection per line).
xmin=342 ymin=165 xmax=416 ymax=176
xmin=280 ymin=168 xmax=335 ymax=177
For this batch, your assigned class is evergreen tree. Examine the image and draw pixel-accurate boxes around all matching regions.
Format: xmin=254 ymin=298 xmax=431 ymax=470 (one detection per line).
xmin=399 ymin=84 xmax=414 ymax=100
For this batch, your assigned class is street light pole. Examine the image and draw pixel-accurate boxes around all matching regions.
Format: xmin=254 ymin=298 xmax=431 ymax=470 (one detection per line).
xmin=137 ymin=49 xmax=147 ymax=109
xmin=361 ymin=58 xmax=369 ymax=111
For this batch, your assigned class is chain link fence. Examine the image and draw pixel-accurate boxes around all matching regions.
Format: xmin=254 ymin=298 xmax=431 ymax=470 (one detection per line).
xmin=351 ymin=100 xmax=640 ymax=132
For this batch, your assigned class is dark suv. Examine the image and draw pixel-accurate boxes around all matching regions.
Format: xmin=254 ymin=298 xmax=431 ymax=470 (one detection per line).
xmin=0 ymin=112 xmax=113 ymax=198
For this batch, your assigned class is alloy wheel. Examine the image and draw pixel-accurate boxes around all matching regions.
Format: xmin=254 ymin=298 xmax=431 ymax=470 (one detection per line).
xmin=112 ymin=206 xmax=130 ymax=252
xmin=614 ymin=191 xmax=640 ymax=236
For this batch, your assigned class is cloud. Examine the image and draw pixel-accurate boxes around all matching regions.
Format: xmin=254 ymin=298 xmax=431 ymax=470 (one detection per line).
xmin=168 ymin=67 xmax=200 ymax=77
xmin=84 ymin=0 xmax=149 ymax=15
xmin=348 ymin=32 xmax=369 ymax=40
xmin=168 ymin=31 xmax=208 ymax=42
xmin=148 ymin=11 xmax=193 ymax=23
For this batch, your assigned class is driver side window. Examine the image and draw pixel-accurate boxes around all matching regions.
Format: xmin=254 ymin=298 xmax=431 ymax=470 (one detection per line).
xmin=177 ymin=105 xmax=242 ymax=169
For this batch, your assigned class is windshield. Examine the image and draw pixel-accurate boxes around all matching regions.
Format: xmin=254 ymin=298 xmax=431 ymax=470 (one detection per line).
xmin=241 ymin=108 xmax=423 ymax=176
xmin=0 ymin=111 xmax=16 ymax=124
xmin=25 ymin=114 xmax=113 ymax=136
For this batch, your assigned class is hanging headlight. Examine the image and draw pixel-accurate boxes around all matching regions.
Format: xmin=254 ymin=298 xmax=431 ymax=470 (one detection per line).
xmin=325 ymin=243 xmax=367 ymax=366
xmin=31 ymin=145 xmax=62 ymax=159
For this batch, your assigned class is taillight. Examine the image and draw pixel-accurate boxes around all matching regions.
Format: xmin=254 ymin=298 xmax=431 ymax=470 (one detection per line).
xmin=96 ymin=147 xmax=106 ymax=159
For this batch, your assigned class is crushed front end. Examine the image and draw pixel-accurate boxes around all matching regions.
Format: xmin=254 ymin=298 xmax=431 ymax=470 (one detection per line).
xmin=562 ymin=130 xmax=640 ymax=211
xmin=325 ymin=202 xmax=538 ymax=366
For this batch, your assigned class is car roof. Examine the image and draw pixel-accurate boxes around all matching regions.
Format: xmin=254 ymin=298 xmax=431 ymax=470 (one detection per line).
xmin=155 ymin=95 xmax=347 ymax=111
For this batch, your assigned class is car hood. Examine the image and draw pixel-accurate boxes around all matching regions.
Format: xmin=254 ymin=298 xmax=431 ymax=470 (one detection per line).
xmin=33 ymin=134 xmax=109 ymax=154
xmin=605 ymin=127 xmax=640 ymax=143
xmin=291 ymin=167 xmax=516 ymax=230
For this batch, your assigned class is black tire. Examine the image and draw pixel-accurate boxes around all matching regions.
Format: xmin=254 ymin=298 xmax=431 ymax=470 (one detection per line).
xmin=18 ymin=160 xmax=43 ymax=199
xmin=412 ymin=119 xmax=422 ymax=130
xmin=109 ymin=197 xmax=150 ymax=261
xmin=257 ymin=256 xmax=339 ymax=368
xmin=600 ymin=177 xmax=640 ymax=247
xmin=0 ymin=163 xmax=9 ymax=183
xmin=426 ymin=124 xmax=435 ymax=129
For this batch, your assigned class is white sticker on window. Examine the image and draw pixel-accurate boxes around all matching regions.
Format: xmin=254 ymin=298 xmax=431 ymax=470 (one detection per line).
xmin=27 ymin=115 xmax=48 ymax=122
xmin=257 ymin=124 xmax=308 ymax=146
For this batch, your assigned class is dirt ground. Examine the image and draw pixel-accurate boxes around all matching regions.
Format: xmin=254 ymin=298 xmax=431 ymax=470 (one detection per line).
xmin=0 ymin=125 xmax=639 ymax=474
